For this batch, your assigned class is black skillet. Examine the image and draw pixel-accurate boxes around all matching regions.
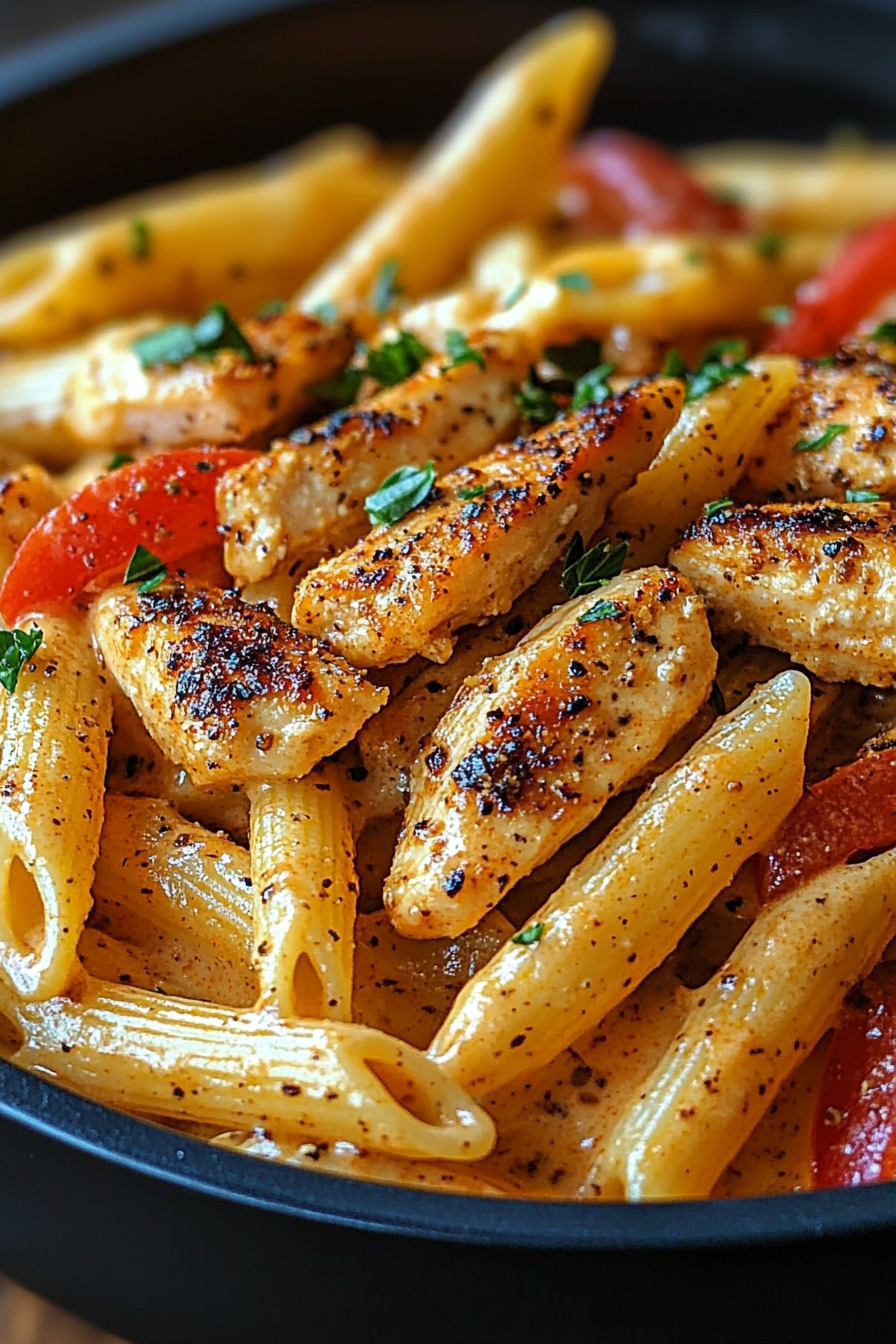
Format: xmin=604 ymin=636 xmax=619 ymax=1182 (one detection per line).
xmin=1 ymin=2 xmax=896 ymax=1340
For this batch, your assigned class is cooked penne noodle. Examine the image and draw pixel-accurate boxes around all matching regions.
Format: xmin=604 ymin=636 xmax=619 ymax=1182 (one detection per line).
xmin=0 ymin=128 xmax=401 ymax=348
xmin=248 ymin=768 xmax=357 ymax=1020
xmin=429 ymin=670 xmax=810 ymax=1095
xmin=299 ymin=12 xmax=612 ymax=324
xmin=0 ymin=464 xmax=60 ymax=578
xmin=604 ymin=355 xmax=799 ymax=567
xmin=0 ymin=615 xmax=112 ymax=1000
xmin=0 ymin=975 xmax=495 ymax=1160
xmin=601 ymin=849 xmax=896 ymax=1200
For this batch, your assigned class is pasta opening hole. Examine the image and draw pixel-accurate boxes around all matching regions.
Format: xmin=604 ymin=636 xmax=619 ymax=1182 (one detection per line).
xmin=365 ymin=1059 xmax=443 ymax=1127
xmin=0 ymin=1010 xmax=23 ymax=1060
xmin=2 ymin=858 xmax=46 ymax=956
xmin=291 ymin=953 xmax=326 ymax=1019
xmin=0 ymin=247 xmax=54 ymax=301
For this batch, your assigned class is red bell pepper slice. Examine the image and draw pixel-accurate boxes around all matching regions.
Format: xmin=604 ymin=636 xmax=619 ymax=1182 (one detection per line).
xmin=560 ymin=129 xmax=746 ymax=235
xmin=766 ymin=214 xmax=896 ymax=357
xmin=0 ymin=446 xmax=255 ymax=625
xmin=758 ymin=748 xmax=896 ymax=904
xmin=812 ymin=966 xmax=896 ymax=1188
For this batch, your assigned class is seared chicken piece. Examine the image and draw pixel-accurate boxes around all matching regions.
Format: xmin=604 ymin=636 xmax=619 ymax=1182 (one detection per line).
xmin=673 ymin=500 xmax=896 ymax=685
xmin=292 ymin=378 xmax=684 ymax=667
xmin=384 ymin=568 xmax=715 ymax=939
xmin=92 ymin=581 xmax=386 ymax=787
xmin=0 ymin=311 xmax=353 ymax=462
xmin=218 ymin=336 xmax=526 ymax=585
xmin=745 ymin=348 xmax=896 ymax=501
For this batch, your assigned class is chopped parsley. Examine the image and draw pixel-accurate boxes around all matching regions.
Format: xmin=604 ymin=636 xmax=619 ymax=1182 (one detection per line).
xmin=579 ymin=598 xmax=625 ymax=624
xmin=557 ymin=271 xmax=592 ymax=292
xmin=309 ymin=366 xmax=365 ymax=409
xmin=515 ymin=368 xmax=561 ymax=424
xmin=543 ymin=336 xmax=604 ymax=378
xmin=130 ymin=218 xmax=150 ymax=260
xmin=365 ymin=460 xmax=436 ymax=526
xmin=311 ymin=299 xmax=339 ymax=324
xmin=365 ymin=331 xmax=431 ymax=387
xmin=0 ymin=627 xmax=43 ymax=694
xmin=124 ymin=544 xmax=167 ymax=593
xmin=816 ymin=355 xmax=838 ymax=368
xmin=684 ymin=246 xmax=704 ymax=266
xmin=845 ymin=488 xmax=881 ymax=502
xmin=686 ymin=338 xmax=750 ymax=403
xmin=511 ymin=922 xmax=544 ymax=946
xmin=444 ymin=329 xmax=485 ymax=372
xmin=132 ymin=303 xmax=256 ymax=369
xmin=562 ymin=533 xmax=628 ymax=599
xmin=106 ymin=451 xmax=134 ymax=472
xmin=872 ymin=320 xmax=896 ymax=342
xmin=662 ymin=348 xmax=687 ymax=378
xmin=457 ymin=485 xmax=486 ymax=500
xmin=255 ymin=298 xmax=287 ymax=319
xmin=571 ymin=361 xmax=615 ymax=412
xmin=709 ymin=681 xmax=726 ymax=715
xmin=371 ymin=258 xmax=402 ymax=316
xmin=502 ymin=279 xmax=528 ymax=309
xmin=703 ymin=496 xmax=734 ymax=519
xmin=754 ymin=232 xmax=783 ymax=260
xmin=792 ymin=423 xmax=849 ymax=454
xmin=761 ymin=305 xmax=792 ymax=325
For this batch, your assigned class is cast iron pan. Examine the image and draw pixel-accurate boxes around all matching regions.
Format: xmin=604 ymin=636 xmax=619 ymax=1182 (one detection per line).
xmin=2 ymin=2 xmax=896 ymax=1340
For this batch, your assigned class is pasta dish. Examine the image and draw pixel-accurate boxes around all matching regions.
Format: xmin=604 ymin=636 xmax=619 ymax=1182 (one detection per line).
xmin=2 ymin=9 xmax=896 ymax=1202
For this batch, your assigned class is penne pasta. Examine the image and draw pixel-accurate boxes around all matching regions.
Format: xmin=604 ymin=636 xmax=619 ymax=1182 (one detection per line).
xmin=0 ymin=615 xmax=112 ymax=1000
xmin=429 ymin=670 xmax=811 ymax=1095
xmin=0 ymin=463 xmax=60 ymax=579
xmin=601 ymin=849 xmax=896 ymax=1200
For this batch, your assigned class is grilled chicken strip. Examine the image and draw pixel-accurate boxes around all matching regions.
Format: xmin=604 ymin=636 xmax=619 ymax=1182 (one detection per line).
xmin=218 ymin=336 xmax=527 ymax=585
xmin=745 ymin=348 xmax=896 ymax=501
xmin=92 ymin=581 xmax=386 ymax=787
xmin=0 ymin=311 xmax=353 ymax=462
xmin=673 ymin=500 xmax=896 ymax=685
xmin=384 ymin=568 xmax=715 ymax=939
xmin=291 ymin=378 xmax=684 ymax=667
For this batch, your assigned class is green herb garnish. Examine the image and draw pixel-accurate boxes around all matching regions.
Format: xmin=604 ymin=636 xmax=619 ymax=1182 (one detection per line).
xmin=457 ymin=485 xmax=486 ymax=500
xmin=365 ymin=460 xmax=437 ymax=527
xmin=365 ymin=331 xmax=431 ymax=387
xmin=872 ymin=320 xmax=896 ymax=342
xmin=0 ymin=627 xmax=43 ymax=694
xmin=754 ymin=232 xmax=783 ymax=260
xmin=579 ymin=599 xmax=625 ymax=624
xmin=309 ymin=366 xmax=365 ymax=409
xmin=662 ymin=348 xmax=687 ymax=378
xmin=311 ymin=300 xmax=339 ymax=324
xmin=255 ymin=298 xmax=286 ymax=319
xmin=562 ymin=533 xmax=628 ymax=599
xmin=124 ymin=545 xmax=167 ymax=593
xmin=444 ymin=329 xmax=485 ymax=372
xmin=685 ymin=246 xmax=704 ymax=266
xmin=543 ymin=337 xmax=604 ymax=378
xmin=107 ymin=452 xmax=134 ymax=472
xmin=132 ymin=303 xmax=256 ymax=369
xmin=516 ymin=368 xmax=560 ymax=424
xmin=816 ymin=355 xmax=838 ymax=368
xmin=703 ymin=496 xmax=734 ymax=519
xmin=686 ymin=338 xmax=750 ymax=403
xmin=557 ymin=271 xmax=592 ymax=292
xmin=761 ymin=305 xmax=792 ymax=325
xmin=371 ymin=258 xmax=402 ymax=316
xmin=502 ymin=279 xmax=528 ymax=309
xmin=792 ymin=423 xmax=849 ymax=454
xmin=846 ymin=488 xmax=881 ymax=502
xmin=571 ymin=361 xmax=615 ymax=412
xmin=130 ymin=218 xmax=150 ymax=260
xmin=511 ymin=922 xmax=544 ymax=946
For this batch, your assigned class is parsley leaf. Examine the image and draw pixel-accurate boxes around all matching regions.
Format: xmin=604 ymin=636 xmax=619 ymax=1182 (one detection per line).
xmin=579 ymin=598 xmax=625 ymax=624
xmin=562 ymin=533 xmax=628 ymax=598
xmin=846 ymin=488 xmax=881 ymax=502
xmin=309 ymin=366 xmax=365 ymax=409
xmin=816 ymin=355 xmax=838 ymax=368
xmin=703 ymin=496 xmax=734 ymax=519
xmin=516 ymin=368 xmax=560 ymax=424
xmin=444 ymin=329 xmax=485 ymax=371
xmin=130 ymin=218 xmax=150 ymax=260
xmin=124 ymin=545 xmax=167 ymax=593
xmin=365 ymin=331 xmax=431 ymax=387
xmin=662 ymin=348 xmax=687 ymax=378
xmin=502 ymin=279 xmax=528 ymax=309
xmin=793 ymin=423 xmax=849 ymax=454
xmin=511 ymin=922 xmax=544 ymax=946
xmin=371 ymin=258 xmax=402 ymax=316
xmin=311 ymin=299 xmax=339 ymax=324
xmin=0 ymin=627 xmax=43 ymax=694
xmin=686 ymin=338 xmax=750 ymax=403
xmin=366 ymin=461 xmax=436 ymax=526
xmin=457 ymin=485 xmax=486 ymax=500
xmin=543 ymin=337 xmax=604 ymax=378
xmin=133 ymin=303 xmax=256 ymax=369
xmin=761 ymin=304 xmax=792 ymax=325
xmin=107 ymin=451 xmax=134 ymax=472
xmin=872 ymin=320 xmax=896 ymax=342
xmin=571 ymin=361 xmax=615 ymax=411
xmin=754 ymin=232 xmax=783 ymax=260
xmin=557 ymin=271 xmax=592 ymax=291
xmin=255 ymin=298 xmax=286 ymax=319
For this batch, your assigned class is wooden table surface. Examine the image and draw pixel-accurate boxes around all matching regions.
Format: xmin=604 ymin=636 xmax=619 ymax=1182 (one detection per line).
xmin=0 ymin=1279 xmax=127 ymax=1343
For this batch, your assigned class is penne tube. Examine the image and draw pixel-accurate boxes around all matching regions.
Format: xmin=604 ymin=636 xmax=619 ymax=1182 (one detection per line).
xmin=604 ymin=355 xmax=799 ymax=568
xmin=484 ymin=233 xmax=836 ymax=347
xmin=299 ymin=12 xmax=612 ymax=324
xmin=0 ymin=464 xmax=60 ymax=580
xmin=429 ymin=670 xmax=811 ymax=1096
xmin=0 ymin=975 xmax=496 ymax=1161
xmin=0 ymin=128 xmax=401 ymax=348
xmin=601 ymin=849 xmax=896 ymax=1201
xmin=247 ymin=767 xmax=357 ymax=1020
xmin=0 ymin=615 xmax=112 ymax=1000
